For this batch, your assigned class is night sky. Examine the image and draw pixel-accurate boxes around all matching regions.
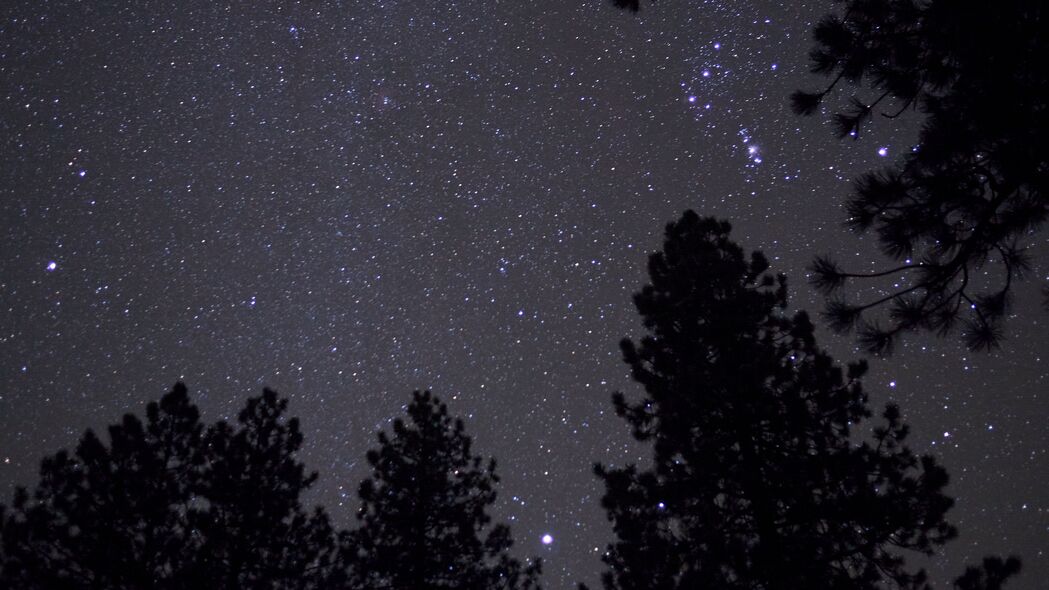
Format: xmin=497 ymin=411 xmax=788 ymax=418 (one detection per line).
xmin=2 ymin=1 xmax=1047 ymax=588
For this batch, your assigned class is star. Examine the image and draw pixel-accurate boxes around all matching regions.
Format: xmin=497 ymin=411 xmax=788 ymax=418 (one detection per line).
xmin=541 ymin=534 xmax=554 ymax=545
xmin=46 ymin=261 xmax=57 ymax=272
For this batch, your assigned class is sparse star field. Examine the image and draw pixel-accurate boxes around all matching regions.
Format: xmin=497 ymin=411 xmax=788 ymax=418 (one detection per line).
xmin=2 ymin=1 xmax=1047 ymax=587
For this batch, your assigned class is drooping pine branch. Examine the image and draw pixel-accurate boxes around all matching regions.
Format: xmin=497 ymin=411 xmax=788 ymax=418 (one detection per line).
xmin=797 ymin=0 xmax=1048 ymax=351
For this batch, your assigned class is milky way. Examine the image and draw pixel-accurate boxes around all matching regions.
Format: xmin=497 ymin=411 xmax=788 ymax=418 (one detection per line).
xmin=2 ymin=1 xmax=1047 ymax=587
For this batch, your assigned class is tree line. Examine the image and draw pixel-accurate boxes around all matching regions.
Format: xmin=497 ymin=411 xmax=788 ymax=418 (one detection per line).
xmin=0 ymin=385 xmax=540 ymax=589
xmin=1 ymin=211 xmax=1021 ymax=589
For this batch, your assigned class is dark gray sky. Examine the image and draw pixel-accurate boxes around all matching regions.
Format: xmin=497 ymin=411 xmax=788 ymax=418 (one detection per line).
xmin=2 ymin=1 xmax=1046 ymax=587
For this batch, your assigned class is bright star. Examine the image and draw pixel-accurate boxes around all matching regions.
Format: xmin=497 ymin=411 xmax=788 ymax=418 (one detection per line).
xmin=46 ymin=261 xmax=57 ymax=271
xmin=541 ymin=534 xmax=553 ymax=545
xmin=878 ymin=147 xmax=888 ymax=157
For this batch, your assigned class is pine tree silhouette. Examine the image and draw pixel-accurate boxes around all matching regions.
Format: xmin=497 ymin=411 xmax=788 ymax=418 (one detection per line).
xmin=588 ymin=211 xmax=1020 ymax=589
xmin=0 ymin=383 xmax=336 ymax=589
xmin=343 ymin=390 xmax=541 ymax=590
xmin=193 ymin=389 xmax=339 ymax=588
xmin=795 ymin=0 xmax=1048 ymax=352
xmin=0 ymin=383 xmax=205 ymax=588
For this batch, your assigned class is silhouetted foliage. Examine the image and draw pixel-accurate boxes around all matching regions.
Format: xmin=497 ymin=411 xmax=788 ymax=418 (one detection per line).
xmin=193 ymin=389 xmax=340 ymax=588
xmin=609 ymin=0 xmax=643 ymax=12
xmin=0 ymin=383 xmax=337 ymax=589
xmin=796 ymin=0 xmax=1048 ymax=352
xmin=953 ymin=557 xmax=1023 ymax=590
xmin=343 ymin=390 xmax=541 ymax=590
xmin=589 ymin=211 xmax=1019 ymax=589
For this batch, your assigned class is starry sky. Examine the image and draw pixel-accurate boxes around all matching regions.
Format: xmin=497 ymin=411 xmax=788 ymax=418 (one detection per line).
xmin=2 ymin=1 xmax=1047 ymax=587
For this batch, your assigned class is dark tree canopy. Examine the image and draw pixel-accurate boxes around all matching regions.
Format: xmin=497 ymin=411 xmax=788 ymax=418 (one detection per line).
xmin=795 ymin=0 xmax=1049 ymax=352
xmin=609 ymin=0 xmax=644 ymax=12
xmin=591 ymin=211 xmax=1019 ymax=589
xmin=344 ymin=390 xmax=541 ymax=590
xmin=192 ymin=389 xmax=339 ymax=588
xmin=0 ymin=383 xmax=337 ymax=589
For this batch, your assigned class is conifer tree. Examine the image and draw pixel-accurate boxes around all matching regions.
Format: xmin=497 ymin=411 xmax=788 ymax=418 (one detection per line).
xmin=344 ymin=390 xmax=541 ymax=590
xmin=590 ymin=211 xmax=1020 ymax=590
xmin=795 ymin=0 xmax=1048 ymax=352
xmin=193 ymin=389 xmax=339 ymax=588
xmin=0 ymin=383 xmax=336 ymax=589
xmin=0 ymin=383 xmax=205 ymax=588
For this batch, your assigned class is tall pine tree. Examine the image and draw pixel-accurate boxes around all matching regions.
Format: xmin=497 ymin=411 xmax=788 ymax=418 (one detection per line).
xmin=343 ymin=390 xmax=541 ymax=590
xmin=0 ymin=383 xmax=205 ymax=588
xmin=193 ymin=389 xmax=339 ymax=588
xmin=0 ymin=383 xmax=337 ymax=589
xmin=590 ymin=211 xmax=1020 ymax=589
